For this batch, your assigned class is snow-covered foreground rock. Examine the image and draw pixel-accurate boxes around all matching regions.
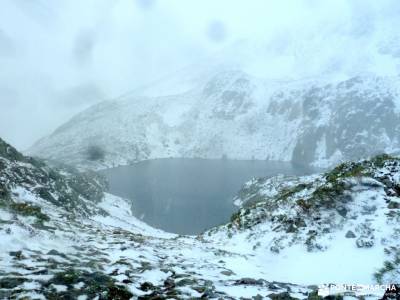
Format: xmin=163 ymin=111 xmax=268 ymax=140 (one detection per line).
xmin=29 ymin=70 xmax=400 ymax=170
xmin=1 ymin=137 xmax=400 ymax=299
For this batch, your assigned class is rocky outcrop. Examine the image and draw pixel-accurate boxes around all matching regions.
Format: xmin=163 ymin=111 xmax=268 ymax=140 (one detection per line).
xmin=206 ymin=154 xmax=400 ymax=286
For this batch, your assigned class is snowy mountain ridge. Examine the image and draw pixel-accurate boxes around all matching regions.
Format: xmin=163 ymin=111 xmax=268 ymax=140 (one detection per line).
xmin=29 ymin=70 xmax=400 ymax=170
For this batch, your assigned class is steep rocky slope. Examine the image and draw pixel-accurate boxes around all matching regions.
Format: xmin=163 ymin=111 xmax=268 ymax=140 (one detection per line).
xmin=205 ymin=154 xmax=400 ymax=287
xmin=29 ymin=71 xmax=400 ymax=170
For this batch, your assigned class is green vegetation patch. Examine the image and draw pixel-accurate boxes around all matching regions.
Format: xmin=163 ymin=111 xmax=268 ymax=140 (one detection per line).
xmin=276 ymin=183 xmax=312 ymax=203
xmin=370 ymin=153 xmax=399 ymax=168
xmin=8 ymin=202 xmax=50 ymax=223
xmin=308 ymin=181 xmax=348 ymax=209
xmin=325 ymin=161 xmax=369 ymax=183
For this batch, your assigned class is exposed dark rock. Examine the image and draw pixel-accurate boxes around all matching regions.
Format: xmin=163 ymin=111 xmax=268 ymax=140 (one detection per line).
xmin=140 ymin=281 xmax=156 ymax=292
xmin=268 ymin=291 xmax=297 ymax=300
xmin=201 ymin=288 xmax=219 ymax=299
xmin=107 ymin=285 xmax=134 ymax=300
xmin=356 ymin=237 xmax=374 ymax=248
xmin=0 ymin=277 xmax=27 ymax=289
xmin=235 ymin=278 xmax=265 ymax=286
xmin=388 ymin=201 xmax=400 ymax=209
xmin=220 ymin=270 xmax=235 ymax=276
xmin=175 ymin=278 xmax=198 ymax=287
xmin=9 ymin=250 xmax=23 ymax=260
xmin=336 ymin=207 xmax=348 ymax=217
xmin=270 ymin=245 xmax=280 ymax=254
xmin=393 ymin=185 xmax=400 ymax=196
xmin=163 ymin=277 xmax=175 ymax=289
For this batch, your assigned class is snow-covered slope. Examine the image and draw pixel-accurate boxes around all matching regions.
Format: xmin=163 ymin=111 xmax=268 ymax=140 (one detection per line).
xmin=0 ymin=137 xmax=322 ymax=299
xmin=2 ymin=138 xmax=400 ymax=298
xmin=29 ymin=71 xmax=400 ymax=170
xmin=205 ymin=154 xmax=400 ymax=288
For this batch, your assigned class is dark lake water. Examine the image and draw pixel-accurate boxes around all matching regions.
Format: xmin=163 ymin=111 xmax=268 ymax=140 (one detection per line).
xmin=100 ymin=158 xmax=314 ymax=235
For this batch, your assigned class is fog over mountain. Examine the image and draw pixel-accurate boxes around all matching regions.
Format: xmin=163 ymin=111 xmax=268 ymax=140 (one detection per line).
xmin=1 ymin=0 xmax=400 ymax=149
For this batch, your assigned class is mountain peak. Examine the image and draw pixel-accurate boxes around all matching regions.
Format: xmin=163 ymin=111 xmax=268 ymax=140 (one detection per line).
xmin=28 ymin=73 xmax=400 ymax=170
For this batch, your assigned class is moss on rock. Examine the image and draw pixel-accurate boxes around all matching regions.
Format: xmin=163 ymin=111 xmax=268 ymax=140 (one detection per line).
xmin=9 ymin=202 xmax=50 ymax=224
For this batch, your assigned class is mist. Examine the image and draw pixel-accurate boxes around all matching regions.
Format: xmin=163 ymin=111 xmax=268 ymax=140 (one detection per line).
xmin=2 ymin=1 xmax=400 ymax=297
xmin=1 ymin=0 xmax=400 ymax=149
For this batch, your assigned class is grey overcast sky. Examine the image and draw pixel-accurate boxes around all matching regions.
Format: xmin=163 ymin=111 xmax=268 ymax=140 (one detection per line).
xmin=1 ymin=0 xmax=400 ymax=150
